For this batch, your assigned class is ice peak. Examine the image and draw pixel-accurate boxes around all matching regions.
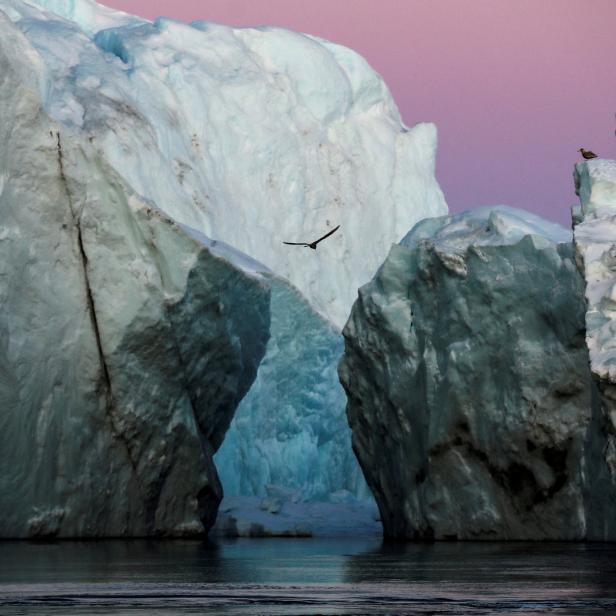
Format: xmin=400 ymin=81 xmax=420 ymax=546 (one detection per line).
xmin=3 ymin=0 xmax=447 ymax=328
xmin=23 ymin=0 xmax=142 ymax=35
xmin=402 ymin=205 xmax=571 ymax=255
xmin=574 ymin=159 xmax=616 ymax=219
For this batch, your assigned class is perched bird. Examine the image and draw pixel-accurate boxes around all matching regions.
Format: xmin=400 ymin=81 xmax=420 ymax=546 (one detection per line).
xmin=578 ymin=148 xmax=598 ymax=160
xmin=283 ymin=225 xmax=340 ymax=250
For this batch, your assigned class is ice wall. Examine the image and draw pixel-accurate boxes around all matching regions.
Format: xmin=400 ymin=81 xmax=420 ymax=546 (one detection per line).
xmin=0 ymin=10 xmax=270 ymax=538
xmin=1 ymin=0 xmax=448 ymax=525
xmin=215 ymin=278 xmax=370 ymax=502
xmin=572 ymin=159 xmax=616 ymax=540
xmin=339 ymin=206 xmax=594 ymax=540
xmin=5 ymin=0 xmax=447 ymax=328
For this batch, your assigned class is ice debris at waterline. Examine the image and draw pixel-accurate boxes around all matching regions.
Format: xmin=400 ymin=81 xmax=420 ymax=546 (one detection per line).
xmin=2 ymin=0 xmax=447 ymax=328
xmin=573 ymin=159 xmax=616 ymax=540
xmin=0 ymin=13 xmax=271 ymax=537
xmin=339 ymin=205 xmax=612 ymax=540
xmin=211 ymin=491 xmax=380 ymax=538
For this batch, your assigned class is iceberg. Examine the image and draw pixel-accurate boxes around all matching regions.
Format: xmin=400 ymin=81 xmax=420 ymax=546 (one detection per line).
xmin=339 ymin=206 xmax=594 ymax=540
xmin=215 ymin=278 xmax=371 ymax=501
xmin=573 ymin=159 xmax=616 ymax=540
xmin=0 ymin=0 xmax=448 ymax=534
xmin=0 ymin=8 xmax=270 ymax=537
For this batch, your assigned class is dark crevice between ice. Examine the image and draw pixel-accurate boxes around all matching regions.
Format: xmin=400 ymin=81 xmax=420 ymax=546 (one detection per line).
xmin=55 ymin=130 xmax=139 ymax=482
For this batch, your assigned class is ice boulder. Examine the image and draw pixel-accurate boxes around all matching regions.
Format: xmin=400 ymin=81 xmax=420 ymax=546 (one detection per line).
xmin=573 ymin=159 xmax=616 ymax=539
xmin=3 ymin=0 xmax=447 ymax=328
xmin=0 ymin=12 xmax=270 ymax=538
xmin=339 ymin=206 xmax=594 ymax=540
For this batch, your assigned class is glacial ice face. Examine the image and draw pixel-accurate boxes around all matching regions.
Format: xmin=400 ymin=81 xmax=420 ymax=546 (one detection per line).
xmin=172 ymin=228 xmax=369 ymax=507
xmin=0 ymin=0 xmax=443 ymax=515
xmin=215 ymin=278 xmax=370 ymax=502
xmin=573 ymin=160 xmax=616 ymax=383
xmin=4 ymin=0 xmax=447 ymax=328
xmin=1 ymin=0 xmax=447 ymax=528
xmin=573 ymin=159 xmax=616 ymax=540
xmin=0 ymin=11 xmax=270 ymax=538
xmin=339 ymin=206 xmax=593 ymax=540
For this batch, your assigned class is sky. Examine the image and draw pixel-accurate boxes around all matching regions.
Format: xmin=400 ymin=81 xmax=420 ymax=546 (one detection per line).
xmin=104 ymin=0 xmax=616 ymax=226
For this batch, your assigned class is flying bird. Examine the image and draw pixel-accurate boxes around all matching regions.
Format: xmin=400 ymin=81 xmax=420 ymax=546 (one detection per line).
xmin=283 ymin=225 xmax=340 ymax=250
xmin=578 ymin=148 xmax=598 ymax=160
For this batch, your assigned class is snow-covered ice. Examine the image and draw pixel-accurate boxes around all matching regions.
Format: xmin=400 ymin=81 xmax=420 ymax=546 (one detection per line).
xmin=573 ymin=160 xmax=616 ymax=381
xmin=212 ymin=491 xmax=380 ymax=538
xmin=573 ymin=159 xmax=616 ymax=539
xmin=401 ymin=204 xmax=571 ymax=251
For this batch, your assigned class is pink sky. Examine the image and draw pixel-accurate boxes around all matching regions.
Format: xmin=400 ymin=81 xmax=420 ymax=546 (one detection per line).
xmin=105 ymin=0 xmax=615 ymax=225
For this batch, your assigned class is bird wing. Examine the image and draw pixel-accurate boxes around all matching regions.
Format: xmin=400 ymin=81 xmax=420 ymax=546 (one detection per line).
xmin=283 ymin=241 xmax=308 ymax=246
xmin=313 ymin=225 xmax=340 ymax=246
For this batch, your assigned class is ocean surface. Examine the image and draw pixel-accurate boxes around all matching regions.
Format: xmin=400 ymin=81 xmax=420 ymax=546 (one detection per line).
xmin=1 ymin=538 xmax=616 ymax=615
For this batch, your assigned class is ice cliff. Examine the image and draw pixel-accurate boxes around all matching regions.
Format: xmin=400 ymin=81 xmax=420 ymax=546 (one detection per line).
xmin=573 ymin=159 xmax=616 ymax=539
xmin=1 ymin=0 xmax=448 ymax=535
xmin=0 ymin=8 xmax=271 ymax=538
xmin=339 ymin=206 xmax=596 ymax=540
xmin=2 ymin=0 xmax=446 ymax=329
xmin=215 ymin=279 xmax=368 ymax=501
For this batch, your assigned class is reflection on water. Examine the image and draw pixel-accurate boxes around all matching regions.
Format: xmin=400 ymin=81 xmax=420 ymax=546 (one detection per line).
xmin=1 ymin=538 xmax=616 ymax=614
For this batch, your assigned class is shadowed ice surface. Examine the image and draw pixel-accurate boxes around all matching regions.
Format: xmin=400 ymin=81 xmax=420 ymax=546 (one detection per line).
xmin=1 ymin=539 xmax=616 ymax=614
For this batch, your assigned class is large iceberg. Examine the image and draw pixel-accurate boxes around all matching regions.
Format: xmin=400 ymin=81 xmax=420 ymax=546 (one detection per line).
xmin=339 ymin=206 xmax=595 ymax=540
xmin=0 ymin=10 xmax=270 ymax=537
xmin=572 ymin=159 xmax=616 ymax=540
xmin=0 ymin=0 xmax=448 ymax=532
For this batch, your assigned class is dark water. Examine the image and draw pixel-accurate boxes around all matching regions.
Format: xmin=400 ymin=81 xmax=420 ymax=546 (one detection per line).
xmin=2 ymin=538 xmax=616 ymax=615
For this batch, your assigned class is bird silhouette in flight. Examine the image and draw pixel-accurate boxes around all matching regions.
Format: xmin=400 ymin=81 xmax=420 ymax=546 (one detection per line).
xmin=283 ymin=225 xmax=340 ymax=250
xmin=578 ymin=148 xmax=598 ymax=160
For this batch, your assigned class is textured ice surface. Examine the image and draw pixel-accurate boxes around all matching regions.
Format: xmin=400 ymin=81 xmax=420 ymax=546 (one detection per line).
xmin=573 ymin=160 xmax=616 ymax=380
xmin=4 ymin=0 xmax=447 ymax=328
xmin=401 ymin=204 xmax=571 ymax=251
xmin=573 ymin=160 xmax=616 ymax=539
xmin=0 ymin=11 xmax=270 ymax=538
xmin=215 ymin=278 xmax=370 ymax=502
xmin=340 ymin=206 xmax=596 ymax=540
xmin=0 ymin=0 xmax=448 ymax=529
